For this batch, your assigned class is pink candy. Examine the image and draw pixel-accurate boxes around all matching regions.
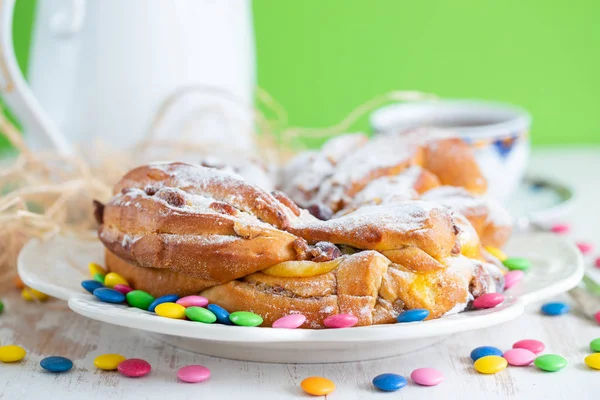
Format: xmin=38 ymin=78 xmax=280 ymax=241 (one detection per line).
xmin=595 ymin=311 xmax=600 ymax=325
xmin=513 ymin=339 xmax=545 ymax=354
xmin=472 ymin=293 xmax=505 ymax=309
xmin=177 ymin=365 xmax=211 ymax=383
xmin=117 ymin=358 xmax=152 ymax=378
xmin=272 ymin=314 xmax=306 ymax=329
xmin=323 ymin=314 xmax=358 ymax=329
xmin=504 ymin=270 xmax=524 ymax=290
xmin=550 ymin=223 xmax=570 ymax=234
xmin=576 ymin=242 xmax=593 ymax=255
xmin=410 ymin=368 xmax=444 ymax=386
xmin=176 ymin=296 xmax=209 ymax=308
xmin=113 ymin=284 xmax=133 ymax=295
xmin=503 ymin=348 xmax=536 ymax=366
xmin=595 ymin=258 xmax=600 ymax=268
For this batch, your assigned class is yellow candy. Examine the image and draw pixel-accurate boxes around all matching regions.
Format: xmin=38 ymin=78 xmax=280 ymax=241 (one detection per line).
xmin=0 ymin=345 xmax=27 ymax=363
xmin=104 ymin=272 xmax=129 ymax=288
xmin=94 ymin=354 xmax=127 ymax=370
xmin=300 ymin=376 xmax=336 ymax=396
xmin=89 ymin=262 xmax=107 ymax=277
xmin=485 ymin=246 xmax=507 ymax=261
xmin=585 ymin=353 xmax=600 ymax=370
xmin=474 ymin=355 xmax=508 ymax=374
xmin=155 ymin=302 xmax=186 ymax=319
xmin=262 ymin=259 xmax=342 ymax=278
xmin=22 ymin=288 xmax=49 ymax=302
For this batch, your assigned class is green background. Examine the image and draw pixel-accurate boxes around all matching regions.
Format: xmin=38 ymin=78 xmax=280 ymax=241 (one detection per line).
xmin=4 ymin=0 xmax=600 ymax=147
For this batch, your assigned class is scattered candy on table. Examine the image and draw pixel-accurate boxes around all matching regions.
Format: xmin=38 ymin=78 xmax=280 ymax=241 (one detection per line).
xmin=93 ymin=288 xmax=126 ymax=304
xmin=176 ymin=295 xmax=209 ymax=308
xmin=300 ymin=376 xmax=336 ymax=396
xmin=595 ymin=257 xmax=600 ymax=268
xmin=397 ymin=308 xmax=430 ymax=323
xmin=88 ymin=262 xmax=107 ymax=277
xmin=534 ymin=354 xmax=568 ymax=372
xmin=21 ymin=288 xmax=49 ymax=302
xmin=576 ymin=242 xmax=593 ymax=255
xmin=470 ymin=346 xmax=503 ymax=362
xmin=148 ymin=294 xmax=179 ymax=312
xmin=541 ymin=302 xmax=570 ymax=316
xmin=207 ymin=304 xmax=232 ymax=325
xmin=229 ymin=311 xmax=263 ymax=327
xmin=513 ymin=339 xmax=545 ymax=354
xmin=584 ymin=353 xmax=600 ymax=370
xmin=595 ymin=311 xmax=600 ymax=325
xmin=0 ymin=345 xmax=26 ymax=363
xmin=323 ymin=313 xmax=358 ymax=328
xmin=502 ymin=257 xmax=531 ymax=272
xmin=177 ymin=365 xmax=211 ymax=383
xmin=113 ymin=284 xmax=133 ymax=295
xmin=485 ymin=246 xmax=507 ymax=261
xmin=472 ymin=293 xmax=504 ymax=309
xmin=410 ymin=368 xmax=444 ymax=386
xmin=94 ymin=354 xmax=127 ymax=371
xmin=117 ymin=358 xmax=152 ymax=378
xmin=13 ymin=276 xmax=25 ymax=289
xmin=504 ymin=270 xmax=524 ymax=290
xmin=40 ymin=356 xmax=73 ymax=373
xmin=550 ymin=223 xmax=570 ymax=234
xmin=272 ymin=314 xmax=306 ymax=329
xmin=372 ymin=373 xmax=407 ymax=392
xmin=82 ymin=280 xmax=104 ymax=294
xmin=474 ymin=355 xmax=508 ymax=374
xmin=185 ymin=307 xmax=217 ymax=324
xmin=155 ymin=302 xmax=186 ymax=319
xmin=0 ymin=299 xmax=4 ymax=314
xmin=126 ymin=290 xmax=156 ymax=310
xmin=104 ymin=272 xmax=129 ymax=289
xmin=590 ymin=338 xmax=600 ymax=352
xmin=503 ymin=348 xmax=536 ymax=366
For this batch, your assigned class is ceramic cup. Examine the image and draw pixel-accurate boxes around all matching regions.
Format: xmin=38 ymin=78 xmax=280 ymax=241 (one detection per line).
xmin=370 ymin=100 xmax=531 ymax=200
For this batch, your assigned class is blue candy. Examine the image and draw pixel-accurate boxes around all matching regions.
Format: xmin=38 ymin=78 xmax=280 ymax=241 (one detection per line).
xmin=93 ymin=288 xmax=125 ymax=304
xmin=207 ymin=304 xmax=232 ymax=325
xmin=541 ymin=302 xmax=570 ymax=316
xmin=372 ymin=373 xmax=407 ymax=392
xmin=148 ymin=294 xmax=179 ymax=312
xmin=40 ymin=356 xmax=73 ymax=373
xmin=81 ymin=280 xmax=104 ymax=294
xmin=396 ymin=308 xmax=430 ymax=323
xmin=470 ymin=346 xmax=503 ymax=361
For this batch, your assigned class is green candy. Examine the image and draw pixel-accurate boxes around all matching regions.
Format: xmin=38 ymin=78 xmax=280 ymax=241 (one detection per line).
xmin=503 ymin=257 xmax=531 ymax=271
xmin=229 ymin=311 xmax=263 ymax=327
xmin=185 ymin=307 xmax=217 ymax=324
xmin=590 ymin=338 xmax=600 ymax=352
xmin=0 ymin=300 xmax=4 ymax=314
xmin=534 ymin=354 xmax=567 ymax=372
xmin=126 ymin=290 xmax=155 ymax=311
xmin=94 ymin=273 xmax=105 ymax=284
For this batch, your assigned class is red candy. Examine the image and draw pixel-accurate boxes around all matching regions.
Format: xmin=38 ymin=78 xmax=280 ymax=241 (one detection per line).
xmin=513 ymin=339 xmax=545 ymax=354
xmin=550 ymin=223 xmax=570 ymax=234
xmin=117 ymin=358 xmax=152 ymax=378
xmin=595 ymin=311 xmax=600 ymax=325
xmin=472 ymin=293 xmax=504 ymax=309
xmin=576 ymin=242 xmax=593 ymax=255
xmin=113 ymin=284 xmax=133 ymax=295
xmin=595 ymin=258 xmax=600 ymax=269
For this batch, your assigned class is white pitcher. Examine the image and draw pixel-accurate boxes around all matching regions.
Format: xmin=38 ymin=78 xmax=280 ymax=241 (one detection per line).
xmin=0 ymin=0 xmax=255 ymax=154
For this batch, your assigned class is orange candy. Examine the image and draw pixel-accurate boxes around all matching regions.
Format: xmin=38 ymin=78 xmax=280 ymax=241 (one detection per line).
xmin=300 ymin=376 xmax=336 ymax=396
xmin=14 ymin=276 xmax=25 ymax=290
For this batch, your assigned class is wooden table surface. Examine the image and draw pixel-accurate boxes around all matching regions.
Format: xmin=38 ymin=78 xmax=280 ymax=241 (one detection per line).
xmin=1 ymin=148 xmax=600 ymax=399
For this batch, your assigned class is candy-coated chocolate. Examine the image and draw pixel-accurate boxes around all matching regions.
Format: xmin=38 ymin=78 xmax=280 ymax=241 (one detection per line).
xmin=21 ymin=288 xmax=49 ymax=302
xmin=323 ymin=314 xmax=358 ymax=328
xmin=590 ymin=338 xmax=600 ymax=352
xmin=503 ymin=348 xmax=535 ymax=366
xmin=503 ymin=257 xmax=531 ymax=271
xmin=474 ymin=355 xmax=508 ymax=374
xmin=472 ymin=293 xmax=504 ymax=309
xmin=126 ymin=290 xmax=155 ymax=310
xmin=81 ymin=280 xmax=104 ymax=294
xmin=504 ymin=270 xmax=524 ymax=290
xmin=88 ymin=262 xmax=107 ymax=277
xmin=372 ymin=373 xmax=407 ymax=392
xmin=155 ymin=302 xmax=186 ymax=319
xmin=410 ymin=368 xmax=444 ymax=386
xmin=577 ymin=242 xmax=593 ymax=255
xmin=595 ymin=311 xmax=600 ymax=325
xmin=177 ymin=365 xmax=211 ymax=383
xmin=185 ymin=307 xmax=217 ymax=323
xmin=513 ymin=339 xmax=545 ymax=354
xmin=207 ymin=304 xmax=232 ymax=325
xmin=397 ymin=308 xmax=429 ymax=323
xmin=485 ymin=246 xmax=507 ymax=261
xmin=104 ymin=272 xmax=129 ymax=289
xmin=0 ymin=345 xmax=26 ymax=363
xmin=229 ymin=311 xmax=263 ymax=327
xmin=118 ymin=358 xmax=152 ymax=378
xmin=113 ymin=284 xmax=133 ymax=295
xmin=14 ymin=276 xmax=25 ymax=289
xmin=94 ymin=354 xmax=126 ymax=370
xmin=176 ymin=295 xmax=209 ymax=308
xmin=550 ymin=223 xmax=570 ymax=234
xmin=148 ymin=294 xmax=179 ymax=312
xmin=272 ymin=314 xmax=306 ymax=329
xmin=300 ymin=376 xmax=336 ymax=396
xmin=40 ymin=356 xmax=73 ymax=373
xmin=93 ymin=273 xmax=105 ymax=284
xmin=470 ymin=346 xmax=503 ymax=362
xmin=0 ymin=300 xmax=4 ymax=314
xmin=534 ymin=354 xmax=567 ymax=372
xmin=595 ymin=257 xmax=600 ymax=268
xmin=93 ymin=288 xmax=125 ymax=304
xmin=541 ymin=302 xmax=570 ymax=316
xmin=585 ymin=353 xmax=600 ymax=370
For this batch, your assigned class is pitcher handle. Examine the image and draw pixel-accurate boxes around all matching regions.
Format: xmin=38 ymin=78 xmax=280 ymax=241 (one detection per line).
xmin=0 ymin=0 xmax=73 ymax=155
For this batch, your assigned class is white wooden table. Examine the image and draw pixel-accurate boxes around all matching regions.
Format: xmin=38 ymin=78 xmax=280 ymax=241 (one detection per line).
xmin=1 ymin=148 xmax=600 ymax=400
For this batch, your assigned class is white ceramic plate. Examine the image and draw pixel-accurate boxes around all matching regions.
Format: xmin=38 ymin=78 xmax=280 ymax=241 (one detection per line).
xmin=18 ymin=232 xmax=583 ymax=363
